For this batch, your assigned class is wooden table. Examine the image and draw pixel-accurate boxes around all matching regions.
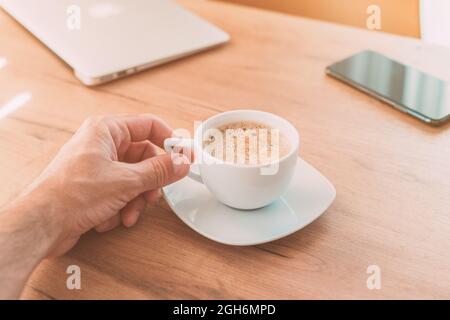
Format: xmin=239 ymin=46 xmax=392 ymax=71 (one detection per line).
xmin=1 ymin=0 xmax=449 ymax=299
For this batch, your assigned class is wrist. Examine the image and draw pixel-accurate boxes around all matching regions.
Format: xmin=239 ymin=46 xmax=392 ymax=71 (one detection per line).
xmin=1 ymin=185 xmax=65 ymax=259
xmin=0 ymin=180 xmax=68 ymax=299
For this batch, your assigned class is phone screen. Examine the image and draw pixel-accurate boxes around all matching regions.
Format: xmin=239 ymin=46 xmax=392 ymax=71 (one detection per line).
xmin=326 ymin=50 xmax=450 ymax=124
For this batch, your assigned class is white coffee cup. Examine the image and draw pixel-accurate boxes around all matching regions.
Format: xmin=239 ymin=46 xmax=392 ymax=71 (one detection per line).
xmin=164 ymin=110 xmax=300 ymax=210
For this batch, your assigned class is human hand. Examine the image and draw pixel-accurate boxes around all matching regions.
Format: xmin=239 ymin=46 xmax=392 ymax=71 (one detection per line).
xmin=21 ymin=114 xmax=190 ymax=256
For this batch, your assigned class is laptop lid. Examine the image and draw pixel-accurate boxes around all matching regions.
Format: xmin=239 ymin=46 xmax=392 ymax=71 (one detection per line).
xmin=1 ymin=0 xmax=229 ymax=85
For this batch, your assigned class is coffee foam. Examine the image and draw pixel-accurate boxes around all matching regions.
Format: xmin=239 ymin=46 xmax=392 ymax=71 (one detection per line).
xmin=203 ymin=121 xmax=290 ymax=165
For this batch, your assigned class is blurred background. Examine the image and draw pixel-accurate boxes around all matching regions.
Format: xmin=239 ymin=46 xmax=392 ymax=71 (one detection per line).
xmin=217 ymin=0 xmax=450 ymax=46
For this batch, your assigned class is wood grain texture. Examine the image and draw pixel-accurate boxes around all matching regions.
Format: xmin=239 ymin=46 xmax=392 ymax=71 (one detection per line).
xmin=0 ymin=0 xmax=449 ymax=299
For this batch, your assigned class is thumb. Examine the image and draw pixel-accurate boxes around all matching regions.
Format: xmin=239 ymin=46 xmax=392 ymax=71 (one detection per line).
xmin=130 ymin=153 xmax=190 ymax=192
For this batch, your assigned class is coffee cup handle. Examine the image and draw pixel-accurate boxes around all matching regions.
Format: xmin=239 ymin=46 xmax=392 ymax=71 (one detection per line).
xmin=164 ymin=137 xmax=203 ymax=184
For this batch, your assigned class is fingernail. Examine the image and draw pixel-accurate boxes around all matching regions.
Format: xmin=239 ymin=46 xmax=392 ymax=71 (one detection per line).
xmin=124 ymin=210 xmax=139 ymax=227
xmin=171 ymin=153 xmax=190 ymax=176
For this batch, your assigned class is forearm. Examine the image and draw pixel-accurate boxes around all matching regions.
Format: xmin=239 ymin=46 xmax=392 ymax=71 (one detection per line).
xmin=0 ymin=189 xmax=62 ymax=299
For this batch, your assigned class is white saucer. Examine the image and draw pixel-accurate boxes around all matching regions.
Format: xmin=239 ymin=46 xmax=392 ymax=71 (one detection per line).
xmin=163 ymin=157 xmax=336 ymax=246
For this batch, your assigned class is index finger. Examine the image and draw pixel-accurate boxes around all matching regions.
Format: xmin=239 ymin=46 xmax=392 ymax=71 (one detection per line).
xmin=111 ymin=114 xmax=173 ymax=148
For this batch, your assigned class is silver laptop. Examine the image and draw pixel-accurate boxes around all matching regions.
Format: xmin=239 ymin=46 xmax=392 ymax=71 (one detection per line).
xmin=0 ymin=0 xmax=230 ymax=85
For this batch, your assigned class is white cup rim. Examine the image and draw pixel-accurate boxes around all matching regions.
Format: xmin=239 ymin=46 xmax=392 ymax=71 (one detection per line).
xmin=193 ymin=109 xmax=300 ymax=168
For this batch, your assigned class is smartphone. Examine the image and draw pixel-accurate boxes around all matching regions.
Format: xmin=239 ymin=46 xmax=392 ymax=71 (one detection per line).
xmin=326 ymin=50 xmax=450 ymax=125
